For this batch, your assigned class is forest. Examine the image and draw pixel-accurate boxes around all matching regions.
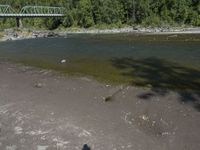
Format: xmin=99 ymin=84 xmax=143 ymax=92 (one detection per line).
xmin=0 ymin=0 xmax=199 ymax=29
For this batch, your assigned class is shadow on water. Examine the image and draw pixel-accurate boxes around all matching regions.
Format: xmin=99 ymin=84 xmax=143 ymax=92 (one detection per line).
xmin=111 ymin=57 xmax=200 ymax=111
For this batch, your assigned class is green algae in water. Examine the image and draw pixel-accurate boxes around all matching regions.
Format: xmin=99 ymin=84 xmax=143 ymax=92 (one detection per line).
xmin=0 ymin=34 xmax=200 ymax=91
xmin=14 ymin=57 xmax=132 ymax=84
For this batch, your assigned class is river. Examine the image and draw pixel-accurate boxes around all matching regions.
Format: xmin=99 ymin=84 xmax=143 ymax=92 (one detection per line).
xmin=0 ymin=33 xmax=200 ymax=89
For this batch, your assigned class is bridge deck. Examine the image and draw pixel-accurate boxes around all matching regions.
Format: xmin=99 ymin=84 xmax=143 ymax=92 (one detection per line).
xmin=0 ymin=14 xmax=64 ymax=17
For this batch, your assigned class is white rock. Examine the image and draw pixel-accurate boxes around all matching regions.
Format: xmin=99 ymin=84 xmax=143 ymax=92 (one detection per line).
xmin=141 ymin=115 xmax=149 ymax=121
xmin=61 ymin=59 xmax=66 ymax=63
xmin=34 ymin=82 xmax=43 ymax=88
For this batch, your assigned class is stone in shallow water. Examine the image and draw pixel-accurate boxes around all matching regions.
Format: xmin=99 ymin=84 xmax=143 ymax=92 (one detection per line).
xmin=60 ymin=59 xmax=66 ymax=63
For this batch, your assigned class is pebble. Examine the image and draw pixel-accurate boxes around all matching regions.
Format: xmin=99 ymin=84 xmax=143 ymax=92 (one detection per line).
xmin=61 ymin=59 xmax=66 ymax=63
xmin=140 ymin=115 xmax=149 ymax=121
xmin=6 ymin=145 xmax=17 ymax=150
xmin=37 ymin=146 xmax=48 ymax=150
xmin=34 ymin=82 xmax=43 ymax=88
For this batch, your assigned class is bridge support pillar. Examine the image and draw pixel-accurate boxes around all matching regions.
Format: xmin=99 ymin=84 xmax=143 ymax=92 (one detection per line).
xmin=16 ymin=17 xmax=23 ymax=28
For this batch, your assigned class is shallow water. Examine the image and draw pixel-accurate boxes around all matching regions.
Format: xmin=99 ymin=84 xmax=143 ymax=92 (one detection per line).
xmin=0 ymin=33 xmax=200 ymax=88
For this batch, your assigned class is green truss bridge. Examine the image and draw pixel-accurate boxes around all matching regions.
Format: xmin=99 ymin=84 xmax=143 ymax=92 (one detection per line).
xmin=0 ymin=5 xmax=66 ymax=27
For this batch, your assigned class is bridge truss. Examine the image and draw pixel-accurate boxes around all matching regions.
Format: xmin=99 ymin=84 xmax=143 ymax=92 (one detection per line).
xmin=20 ymin=6 xmax=66 ymax=16
xmin=0 ymin=5 xmax=65 ymax=17
xmin=0 ymin=5 xmax=15 ymax=14
xmin=0 ymin=5 xmax=66 ymax=27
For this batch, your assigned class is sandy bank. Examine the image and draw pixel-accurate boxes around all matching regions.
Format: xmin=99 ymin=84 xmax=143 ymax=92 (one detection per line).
xmin=0 ymin=61 xmax=199 ymax=150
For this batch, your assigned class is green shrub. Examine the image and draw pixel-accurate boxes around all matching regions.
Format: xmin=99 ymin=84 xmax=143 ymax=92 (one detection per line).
xmin=45 ymin=18 xmax=62 ymax=30
xmin=63 ymin=12 xmax=74 ymax=27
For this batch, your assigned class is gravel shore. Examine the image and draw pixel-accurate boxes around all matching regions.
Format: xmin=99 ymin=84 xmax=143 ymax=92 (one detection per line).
xmin=0 ymin=62 xmax=199 ymax=150
xmin=1 ymin=27 xmax=200 ymax=42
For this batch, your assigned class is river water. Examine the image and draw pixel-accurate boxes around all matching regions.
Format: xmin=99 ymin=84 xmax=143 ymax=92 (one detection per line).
xmin=0 ymin=33 xmax=200 ymax=88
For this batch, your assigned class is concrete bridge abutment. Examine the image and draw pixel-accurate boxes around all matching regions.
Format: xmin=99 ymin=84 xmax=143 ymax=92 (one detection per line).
xmin=16 ymin=17 xmax=23 ymax=28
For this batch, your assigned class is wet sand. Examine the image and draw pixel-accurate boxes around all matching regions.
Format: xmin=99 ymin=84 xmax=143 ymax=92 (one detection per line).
xmin=0 ymin=62 xmax=200 ymax=150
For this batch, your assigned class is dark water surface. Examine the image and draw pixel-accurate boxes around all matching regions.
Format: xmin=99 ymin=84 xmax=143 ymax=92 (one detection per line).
xmin=0 ymin=33 xmax=200 ymax=89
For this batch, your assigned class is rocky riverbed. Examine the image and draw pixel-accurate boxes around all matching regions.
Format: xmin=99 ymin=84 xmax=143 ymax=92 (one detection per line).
xmin=0 ymin=27 xmax=200 ymax=42
xmin=0 ymin=29 xmax=60 ymax=41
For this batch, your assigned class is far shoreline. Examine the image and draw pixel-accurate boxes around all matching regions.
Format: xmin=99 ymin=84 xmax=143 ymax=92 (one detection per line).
xmin=0 ymin=26 xmax=200 ymax=42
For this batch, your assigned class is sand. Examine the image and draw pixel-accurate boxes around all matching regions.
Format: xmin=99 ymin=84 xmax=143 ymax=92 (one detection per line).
xmin=0 ymin=61 xmax=200 ymax=150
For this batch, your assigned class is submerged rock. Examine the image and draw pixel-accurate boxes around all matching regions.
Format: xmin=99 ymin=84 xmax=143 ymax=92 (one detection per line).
xmin=60 ymin=59 xmax=66 ymax=64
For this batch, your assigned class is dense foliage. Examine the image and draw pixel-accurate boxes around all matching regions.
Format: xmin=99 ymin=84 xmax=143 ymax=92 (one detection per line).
xmin=0 ymin=0 xmax=199 ymax=29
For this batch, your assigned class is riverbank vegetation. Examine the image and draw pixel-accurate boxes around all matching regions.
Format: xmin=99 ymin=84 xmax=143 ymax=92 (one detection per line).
xmin=0 ymin=0 xmax=199 ymax=30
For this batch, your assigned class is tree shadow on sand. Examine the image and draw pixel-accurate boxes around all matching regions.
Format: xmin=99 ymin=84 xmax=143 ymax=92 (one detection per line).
xmin=111 ymin=57 xmax=200 ymax=111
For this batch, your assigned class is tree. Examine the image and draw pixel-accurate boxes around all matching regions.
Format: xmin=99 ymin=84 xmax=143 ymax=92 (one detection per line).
xmin=45 ymin=18 xmax=62 ymax=30
xmin=0 ymin=0 xmax=199 ymax=29
xmin=77 ymin=0 xmax=94 ymax=28
xmin=63 ymin=11 xmax=74 ymax=27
